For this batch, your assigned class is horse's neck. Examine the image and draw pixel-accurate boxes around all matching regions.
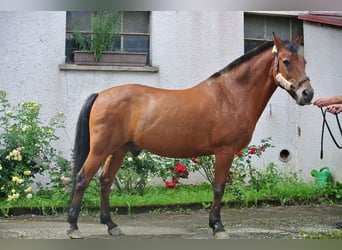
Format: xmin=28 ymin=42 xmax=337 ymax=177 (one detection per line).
xmin=225 ymin=49 xmax=277 ymax=123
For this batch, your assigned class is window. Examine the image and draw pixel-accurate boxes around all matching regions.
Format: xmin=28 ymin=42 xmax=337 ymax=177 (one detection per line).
xmin=244 ymin=13 xmax=303 ymax=53
xmin=65 ymin=11 xmax=150 ymax=65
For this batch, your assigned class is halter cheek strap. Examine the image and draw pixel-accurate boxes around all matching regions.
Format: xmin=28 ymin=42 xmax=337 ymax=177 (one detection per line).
xmin=272 ymin=45 xmax=310 ymax=91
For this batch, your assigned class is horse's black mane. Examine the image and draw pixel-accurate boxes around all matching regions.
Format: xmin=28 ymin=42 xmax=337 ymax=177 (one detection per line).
xmin=209 ymin=39 xmax=299 ymax=79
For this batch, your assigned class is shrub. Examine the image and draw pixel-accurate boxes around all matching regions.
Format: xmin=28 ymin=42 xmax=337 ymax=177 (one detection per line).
xmin=189 ymin=137 xmax=274 ymax=186
xmin=0 ymin=90 xmax=66 ymax=202
xmin=113 ymin=151 xmax=158 ymax=195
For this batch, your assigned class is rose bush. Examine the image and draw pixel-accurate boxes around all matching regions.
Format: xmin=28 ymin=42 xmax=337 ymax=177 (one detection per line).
xmin=164 ymin=162 xmax=189 ymax=188
xmin=188 ymin=137 xmax=274 ymax=186
xmin=113 ymin=151 xmax=158 ymax=194
xmin=231 ymin=137 xmax=274 ymax=189
xmin=0 ymin=90 xmax=66 ymax=202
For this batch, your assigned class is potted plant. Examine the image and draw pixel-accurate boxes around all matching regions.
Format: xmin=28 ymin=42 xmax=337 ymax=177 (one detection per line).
xmin=73 ymin=11 xmax=147 ymax=66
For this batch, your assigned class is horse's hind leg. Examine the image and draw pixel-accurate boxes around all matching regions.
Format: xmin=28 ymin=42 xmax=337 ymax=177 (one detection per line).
xmin=99 ymin=147 xmax=128 ymax=236
xmin=67 ymin=153 xmax=106 ymax=239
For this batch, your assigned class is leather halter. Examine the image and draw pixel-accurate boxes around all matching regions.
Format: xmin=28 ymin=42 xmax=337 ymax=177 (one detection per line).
xmin=272 ymin=45 xmax=310 ymax=91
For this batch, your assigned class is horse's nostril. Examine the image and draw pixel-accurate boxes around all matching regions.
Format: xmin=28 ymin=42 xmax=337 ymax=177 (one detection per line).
xmin=302 ymin=89 xmax=313 ymax=101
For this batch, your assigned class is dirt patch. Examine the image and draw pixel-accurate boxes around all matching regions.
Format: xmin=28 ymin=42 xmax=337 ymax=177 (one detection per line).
xmin=0 ymin=205 xmax=341 ymax=239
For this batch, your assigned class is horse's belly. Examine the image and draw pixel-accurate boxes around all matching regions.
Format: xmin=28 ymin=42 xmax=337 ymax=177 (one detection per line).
xmin=134 ymin=127 xmax=212 ymax=158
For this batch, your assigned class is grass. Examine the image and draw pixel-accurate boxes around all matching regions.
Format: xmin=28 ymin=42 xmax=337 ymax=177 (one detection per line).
xmin=0 ymin=180 xmax=341 ymax=217
xmin=289 ymin=230 xmax=342 ymax=239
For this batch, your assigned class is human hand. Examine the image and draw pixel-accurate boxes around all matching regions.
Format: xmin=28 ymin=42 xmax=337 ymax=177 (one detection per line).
xmin=313 ymin=97 xmax=332 ymax=107
xmin=326 ymin=104 xmax=342 ymax=114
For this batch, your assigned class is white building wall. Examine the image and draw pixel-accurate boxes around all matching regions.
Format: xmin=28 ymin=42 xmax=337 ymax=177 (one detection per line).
xmin=296 ymin=21 xmax=342 ymax=181
xmin=0 ymin=11 xmax=66 ymax=117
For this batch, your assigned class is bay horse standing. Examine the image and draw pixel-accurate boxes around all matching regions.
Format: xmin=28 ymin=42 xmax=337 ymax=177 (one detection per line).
xmin=67 ymin=34 xmax=314 ymax=239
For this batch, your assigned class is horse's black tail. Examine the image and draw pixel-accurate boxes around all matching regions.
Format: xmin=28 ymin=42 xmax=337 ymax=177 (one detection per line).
xmin=72 ymin=93 xmax=98 ymax=177
xmin=69 ymin=93 xmax=98 ymax=207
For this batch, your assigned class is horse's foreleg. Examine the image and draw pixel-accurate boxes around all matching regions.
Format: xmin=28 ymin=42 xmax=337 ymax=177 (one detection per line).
xmin=209 ymin=152 xmax=233 ymax=239
xmin=99 ymin=148 xmax=127 ymax=236
xmin=67 ymin=154 xmax=104 ymax=239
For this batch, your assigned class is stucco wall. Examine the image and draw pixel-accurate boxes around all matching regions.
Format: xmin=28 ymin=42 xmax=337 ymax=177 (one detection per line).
xmin=0 ymin=11 xmax=66 ymax=115
xmin=297 ymin=21 xmax=342 ymax=181
xmin=0 ymin=11 xmax=67 ymax=169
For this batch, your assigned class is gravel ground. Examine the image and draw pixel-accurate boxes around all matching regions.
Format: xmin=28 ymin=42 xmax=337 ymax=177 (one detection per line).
xmin=0 ymin=205 xmax=341 ymax=239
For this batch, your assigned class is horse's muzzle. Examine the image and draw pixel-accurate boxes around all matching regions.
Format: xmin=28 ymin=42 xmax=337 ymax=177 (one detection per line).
xmin=296 ymin=87 xmax=314 ymax=105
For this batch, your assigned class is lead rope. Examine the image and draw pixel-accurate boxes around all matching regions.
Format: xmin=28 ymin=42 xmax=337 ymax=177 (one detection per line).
xmin=320 ymin=107 xmax=342 ymax=159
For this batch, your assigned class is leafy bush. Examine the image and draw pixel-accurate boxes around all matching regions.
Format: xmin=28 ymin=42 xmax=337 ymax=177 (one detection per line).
xmin=0 ymin=90 xmax=66 ymax=202
xmin=188 ymin=137 xmax=274 ymax=186
xmin=113 ymin=151 xmax=191 ymax=194
xmin=113 ymin=151 xmax=158 ymax=194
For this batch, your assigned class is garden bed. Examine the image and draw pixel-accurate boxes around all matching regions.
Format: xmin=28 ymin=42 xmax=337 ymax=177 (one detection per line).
xmin=1 ymin=183 xmax=341 ymax=217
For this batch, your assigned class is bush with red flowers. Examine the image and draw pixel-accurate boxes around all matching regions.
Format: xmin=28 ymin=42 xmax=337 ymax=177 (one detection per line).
xmin=113 ymin=138 xmax=273 ymax=191
xmin=187 ymin=138 xmax=274 ymax=187
xmin=164 ymin=162 xmax=189 ymax=188
xmin=232 ymin=137 xmax=274 ymax=190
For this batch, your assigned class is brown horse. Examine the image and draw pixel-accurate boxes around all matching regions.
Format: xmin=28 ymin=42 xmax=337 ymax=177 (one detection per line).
xmin=67 ymin=34 xmax=314 ymax=239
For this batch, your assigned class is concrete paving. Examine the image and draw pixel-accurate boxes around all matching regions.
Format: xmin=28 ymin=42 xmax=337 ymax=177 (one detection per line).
xmin=0 ymin=205 xmax=341 ymax=239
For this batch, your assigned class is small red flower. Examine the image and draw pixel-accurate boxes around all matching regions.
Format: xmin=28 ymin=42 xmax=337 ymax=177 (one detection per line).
xmin=175 ymin=162 xmax=189 ymax=178
xmin=191 ymin=157 xmax=200 ymax=163
xmin=236 ymin=151 xmax=243 ymax=157
xmin=249 ymin=147 xmax=257 ymax=154
xmin=172 ymin=178 xmax=179 ymax=184
xmin=165 ymin=181 xmax=177 ymax=188
xmin=259 ymin=145 xmax=265 ymax=152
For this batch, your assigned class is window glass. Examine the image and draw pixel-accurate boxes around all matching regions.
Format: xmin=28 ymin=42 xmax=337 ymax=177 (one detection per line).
xmin=266 ymin=16 xmax=290 ymax=40
xmin=292 ymin=20 xmax=304 ymax=42
xmin=66 ymin=11 xmax=93 ymax=32
xmin=123 ymin=35 xmax=150 ymax=53
xmin=244 ymin=15 xmax=265 ymax=39
xmin=123 ymin=12 xmax=150 ymax=33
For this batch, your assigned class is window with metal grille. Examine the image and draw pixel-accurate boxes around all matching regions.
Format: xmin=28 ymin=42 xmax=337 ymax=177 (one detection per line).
xmin=65 ymin=11 xmax=150 ymax=65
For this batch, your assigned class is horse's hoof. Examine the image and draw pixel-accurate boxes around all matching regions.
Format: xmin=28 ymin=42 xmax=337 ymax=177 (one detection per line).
xmin=108 ymin=226 xmax=125 ymax=236
xmin=214 ymin=231 xmax=229 ymax=239
xmin=67 ymin=229 xmax=84 ymax=239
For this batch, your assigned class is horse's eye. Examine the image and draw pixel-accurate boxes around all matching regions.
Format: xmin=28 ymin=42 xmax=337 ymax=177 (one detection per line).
xmin=283 ymin=59 xmax=290 ymax=67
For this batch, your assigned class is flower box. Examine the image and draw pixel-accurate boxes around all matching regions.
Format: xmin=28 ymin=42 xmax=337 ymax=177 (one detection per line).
xmin=73 ymin=51 xmax=148 ymax=66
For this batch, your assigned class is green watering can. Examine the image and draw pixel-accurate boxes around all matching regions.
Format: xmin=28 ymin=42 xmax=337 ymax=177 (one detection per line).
xmin=311 ymin=167 xmax=332 ymax=188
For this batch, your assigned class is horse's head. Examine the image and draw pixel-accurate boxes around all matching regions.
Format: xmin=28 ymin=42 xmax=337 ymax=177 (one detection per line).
xmin=272 ymin=34 xmax=314 ymax=106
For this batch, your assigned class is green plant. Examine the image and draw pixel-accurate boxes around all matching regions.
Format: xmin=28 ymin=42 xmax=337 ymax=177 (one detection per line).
xmin=73 ymin=11 xmax=122 ymax=61
xmin=74 ymin=31 xmax=91 ymax=51
xmin=114 ymin=151 xmax=158 ymax=195
xmin=91 ymin=11 xmax=122 ymax=61
xmin=47 ymin=153 xmax=73 ymax=192
xmin=189 ymin=155 xmax=215 ymax=185
xmin=231 ymin=137 xmax=274 ymax=187
xmin=188 ymin=138 xmax=274 ymax=186
xmin=0 ymin=90 xmax=66 ymax=202
xmin=113 ymin=151 xmax=193 ymax=193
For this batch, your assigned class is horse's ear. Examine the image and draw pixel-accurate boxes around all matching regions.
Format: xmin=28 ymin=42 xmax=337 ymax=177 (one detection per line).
xmin=294 ymin=36 xmax=302 ymax=44
xmin=273 ymin=32 xmax=284 ymax=51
